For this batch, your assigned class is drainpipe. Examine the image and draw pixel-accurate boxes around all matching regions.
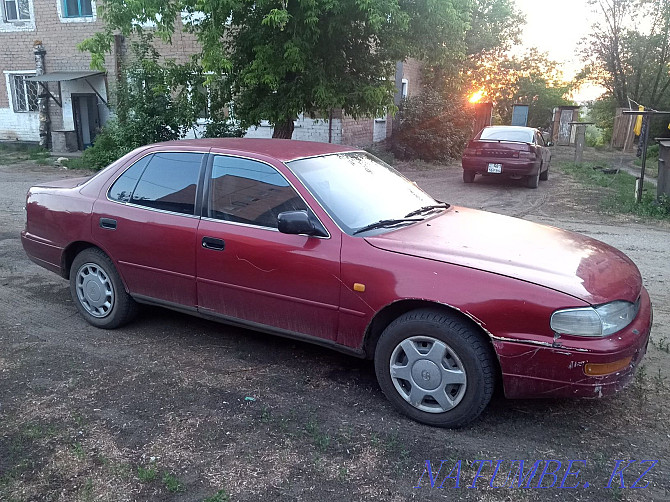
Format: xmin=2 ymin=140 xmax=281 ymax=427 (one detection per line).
xmin=328 ymin=109 xmax=333 ymax=143
xmin=33 ymin=42 xmax=50 ymax=149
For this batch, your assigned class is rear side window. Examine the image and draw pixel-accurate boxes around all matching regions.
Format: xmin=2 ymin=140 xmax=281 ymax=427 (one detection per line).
xmin=108 ymin=155 xmax=151 ymax=203
xmin=129 ymin=152 xmax=204 ymax=215
xmin=208 ymin=155 xmax=307 ymax=228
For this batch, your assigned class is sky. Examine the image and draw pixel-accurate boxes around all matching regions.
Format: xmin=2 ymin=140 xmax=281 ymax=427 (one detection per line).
xmin=512 ymin=0 xmax=604 ymax=101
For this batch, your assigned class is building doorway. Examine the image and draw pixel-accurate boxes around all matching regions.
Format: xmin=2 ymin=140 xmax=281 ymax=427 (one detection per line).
xmin=72 ymin=94 xmax=100 ymax=149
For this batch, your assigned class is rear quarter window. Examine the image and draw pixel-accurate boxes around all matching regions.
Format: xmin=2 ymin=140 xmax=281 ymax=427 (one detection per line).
xmin=108 ymin=155 xmax=151 ymax=203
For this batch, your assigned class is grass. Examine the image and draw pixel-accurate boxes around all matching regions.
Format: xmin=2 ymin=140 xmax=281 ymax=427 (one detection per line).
xmin=304 ymin=417 xmax=331 ymax=452
xmin=559 ymin=161 xmax=670 ymax=220
xmin=60 ymin=157 xmax=91 ymax=170
xmin=203 ymin=489 xmax=230 ymax=502
xmin=0 ymin=143 xmax=54 ymax=165
xmin=137 ymin=466 xmax=158 ymax=483
xmin=654 ymin=335 xmax=670 ymax=353
xmin=162 ymin=472 xmax=186 ymax=493
xmin=71 ymin=442 xmax=85 ymax=460
xmin=633 ymin=144 xmax=659 ymax=177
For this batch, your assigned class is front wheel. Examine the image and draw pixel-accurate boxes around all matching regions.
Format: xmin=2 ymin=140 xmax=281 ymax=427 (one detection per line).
xmin=374 ymin=309 xmax=496 ymax=428
xmin=69 ymin=248 xmax=137 ymax=329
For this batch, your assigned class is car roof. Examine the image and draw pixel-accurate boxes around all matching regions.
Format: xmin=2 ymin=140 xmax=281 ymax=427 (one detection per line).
xmin=148 ymin=138 xmax=360 ymax=162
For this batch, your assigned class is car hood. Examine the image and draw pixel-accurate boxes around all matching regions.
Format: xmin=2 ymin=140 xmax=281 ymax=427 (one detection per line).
xmin=364 ymin=207 xmax=642 ymax=305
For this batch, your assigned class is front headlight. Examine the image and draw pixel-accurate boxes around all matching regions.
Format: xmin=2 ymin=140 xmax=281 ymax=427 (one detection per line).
xmin=551 ymin=300 xmax=639 ymax=337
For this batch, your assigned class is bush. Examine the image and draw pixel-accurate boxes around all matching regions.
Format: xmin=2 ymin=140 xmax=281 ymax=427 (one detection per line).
xmin=78 ymin=34 xmax=244 ymax=171
xmin=79 ymin=121 xmax=134 ymax=170
xmin=389 ymin=91 xmax=474 ymax=162
xmin=585 ymin=125 xmax=605 ymax=147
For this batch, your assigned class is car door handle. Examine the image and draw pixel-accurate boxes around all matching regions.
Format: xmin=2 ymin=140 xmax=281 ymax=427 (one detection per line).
xmin=99 ymin=218 xmax=117 ymax=230
xmin=202 ymin=236 xmax=225 ymax=251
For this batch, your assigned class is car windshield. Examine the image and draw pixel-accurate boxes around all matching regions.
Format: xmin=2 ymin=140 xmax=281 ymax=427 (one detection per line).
xmin=287 ymin=152 xmax=438 ymax=235
xmin=480 ymin=128 xmax=533 ymax=143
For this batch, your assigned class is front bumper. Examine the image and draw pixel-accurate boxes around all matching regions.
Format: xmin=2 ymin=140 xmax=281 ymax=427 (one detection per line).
xmin=496 ymin=287 xmax=653 ymax=399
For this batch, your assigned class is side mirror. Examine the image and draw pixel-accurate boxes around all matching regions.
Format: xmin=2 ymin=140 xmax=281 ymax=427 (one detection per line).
xmin=278 ymin=210 xmax=327 ymax=237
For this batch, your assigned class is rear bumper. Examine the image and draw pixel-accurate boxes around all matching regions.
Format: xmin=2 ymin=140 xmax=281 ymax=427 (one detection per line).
xmin=462 ymin=157 xmax=540 ymax=176
xmin=497 ymin=287 xmax=653 ymax=399
xmin=21 ymin=231 xmax=63 ymax=276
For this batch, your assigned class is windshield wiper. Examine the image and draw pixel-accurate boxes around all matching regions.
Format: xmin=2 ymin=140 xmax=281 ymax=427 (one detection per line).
xmin=404 ymin=202 xmax=450 ymax=218
xmin=353 ymin=218 xmax=423 ymax=235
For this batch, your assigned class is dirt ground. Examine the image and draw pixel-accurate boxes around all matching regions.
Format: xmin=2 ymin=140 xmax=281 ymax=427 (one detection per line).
xmin=0 ymin=146 xmax=669 ymax=502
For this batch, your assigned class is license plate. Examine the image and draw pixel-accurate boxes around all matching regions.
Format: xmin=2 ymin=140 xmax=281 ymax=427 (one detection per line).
xmin=487 ymin=163 xmax=502 ymax=173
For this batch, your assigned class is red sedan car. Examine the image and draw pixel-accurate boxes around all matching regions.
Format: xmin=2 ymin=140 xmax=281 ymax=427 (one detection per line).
xmin=462 ymin=125 xmax=552 ymax=188
xmin=22 ymin=139 xmax=651 ymax=428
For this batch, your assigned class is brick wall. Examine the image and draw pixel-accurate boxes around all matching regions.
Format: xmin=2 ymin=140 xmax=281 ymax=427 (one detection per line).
xmin=0 ymin=0 xmax=202 ymax=141
xmin=0 ymin=0 xmax=116 ymax=139
xmin=243 ymin=115 xmax=343 ymax=144
xmin=341 ymin=116 xmax=374 ymax=147
xmin=402 ymin=58 xmax=423 ymax=99
xmin=0 ymin=0 xmax=420 ymax=147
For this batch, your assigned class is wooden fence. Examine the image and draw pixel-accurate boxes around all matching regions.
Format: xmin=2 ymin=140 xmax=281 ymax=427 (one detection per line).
xmin=611 ymin=108 xmax=635 ymax=151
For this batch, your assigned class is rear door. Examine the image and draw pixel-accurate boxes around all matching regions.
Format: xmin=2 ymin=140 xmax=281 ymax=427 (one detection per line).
xmin=195 ymin=154 xmax=342 ymax=340
xmin=92 ymin=151 xmax=206 ymax=307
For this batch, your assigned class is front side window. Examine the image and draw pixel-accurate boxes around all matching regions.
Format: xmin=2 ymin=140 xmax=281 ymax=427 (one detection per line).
xmin=63 ymin=0 xmax=92 ymax=17
xmin=208 ymin=156 xmax=307 ymax=229
xmin=10 ymin=73 xmax=38 ymax=112
xmin=116 ymin=152 xmax=204 ymax=215
xmin=4 ymin=0 xmax=30 ymax=21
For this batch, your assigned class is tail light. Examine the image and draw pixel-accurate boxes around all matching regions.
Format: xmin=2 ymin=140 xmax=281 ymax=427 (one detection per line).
xmin=519 ymin=147 xmax=537 ymax=160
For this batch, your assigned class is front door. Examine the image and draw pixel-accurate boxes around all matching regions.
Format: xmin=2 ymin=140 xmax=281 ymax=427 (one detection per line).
xmin=196 ymin=154 xmax=341 ymax=341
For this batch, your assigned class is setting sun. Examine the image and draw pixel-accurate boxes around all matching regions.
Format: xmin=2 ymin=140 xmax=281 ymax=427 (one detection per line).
xmin=469 ymin=90 xmax=485 ymax=103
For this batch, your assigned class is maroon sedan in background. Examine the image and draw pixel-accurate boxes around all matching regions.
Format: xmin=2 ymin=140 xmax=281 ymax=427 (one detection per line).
xmin=462 ymin=125 xmax=552 ymax=188
xmin=22 ymin=139 xmax=651 ymax=427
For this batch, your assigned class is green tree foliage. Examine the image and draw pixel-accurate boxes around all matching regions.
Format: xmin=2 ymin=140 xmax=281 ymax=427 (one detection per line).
xmin=80 ymin=35 xmax=243 ymax=170
xmin=465 ymin=0 xmax=523 ymax=58
xmin=467 ymin=49 xmax=574 ymax=129
xmin=583 ymin=0 xmax=670 ymax=109
xmin=390 ymin=0 xmax=524 ymax=160
xmin=82 ymin=0 xmax=473 ymax=139
xmin=390 ymin=90 xmax=474 ymax=161
xmin=582 ymin=0 xmax=670 ymax=137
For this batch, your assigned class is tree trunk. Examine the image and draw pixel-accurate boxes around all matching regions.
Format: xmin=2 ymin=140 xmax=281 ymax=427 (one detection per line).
xmin=272 ymin=118 xmax=295 ymax=139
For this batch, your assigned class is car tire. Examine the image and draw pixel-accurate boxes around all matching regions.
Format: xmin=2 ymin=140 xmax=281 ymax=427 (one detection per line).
xmin=463 ymin=171 xmax=476 ymax=183
xmin=526 ymin=167 xmax=540 ymax=188
xmin=539 ymin=165 xmax=549 ymax=181
xmin=70 ymin=247 xmax=137 ymax=329
xmin=374 ymin=308 xmax=496 ymax=428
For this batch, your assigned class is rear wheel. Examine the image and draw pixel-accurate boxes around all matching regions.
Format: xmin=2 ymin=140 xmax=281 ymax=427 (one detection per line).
xmin=526 ymin=166 xmax=540 ymax=188
xmin=463 ymin=171 xmax=476 ymax=183
xmin=539 ymin=164 xmax=549 ymax=181
xmin=70 ymin=248 xmax=137 ymax=329
xmin=374 ymin=309 xmax=496 ymax=428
